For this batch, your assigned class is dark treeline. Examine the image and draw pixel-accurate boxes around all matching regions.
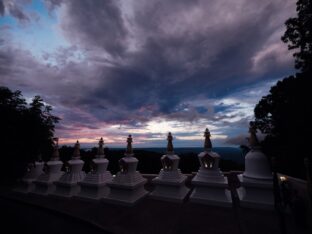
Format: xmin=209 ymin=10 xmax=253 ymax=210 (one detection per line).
xmin=59 ymin=146 xmax=244 ymax=175
xmin=252 ymin=0 xmax=312 ymax=179
xmin=0 ymin=87 xmax=59 ymax=184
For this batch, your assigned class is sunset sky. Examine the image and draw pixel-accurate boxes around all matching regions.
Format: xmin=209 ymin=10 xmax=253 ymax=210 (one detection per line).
xmin=0 ymin=0 xmax=295 ymax=148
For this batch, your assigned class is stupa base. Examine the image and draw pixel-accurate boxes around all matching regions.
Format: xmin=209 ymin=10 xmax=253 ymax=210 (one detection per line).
xmin=51 ymin=170 xmax=85 ymax=198
xmin=103 ymin=185 xmax=148 ymax=206
xmin=190 ymin=175 xmax=232 ymax=207
xmin=32 ymin=172 xmax=64 ymax=195
xmin=190 ymin=186 xmax=232 ymax=207
xmin=76 ymin=171 xmax=112 ymax=200
xmin=150 ymin=176 xmax=190 ymax=203
xmin=52 ymin=181 xmax=81 ymax=198
xmin=76 ymin=183 xmax=110 ymax=201
xmin=14 ymin=180 xmax=35 ymax=193
xmin=237 ymin=174 xmax=274 ymax=210
xmin=32 ymin=181 xmax=56 ymax=195
xmin=104 ymin=173 xmax=148 ymax=206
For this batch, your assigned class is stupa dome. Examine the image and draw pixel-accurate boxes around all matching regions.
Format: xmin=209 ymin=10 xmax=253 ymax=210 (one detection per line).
xmin=243 ymin=126 xmax=272 ymax=180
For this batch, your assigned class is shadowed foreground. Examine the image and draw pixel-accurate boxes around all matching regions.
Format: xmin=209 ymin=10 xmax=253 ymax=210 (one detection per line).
xmin=0 ymin=173 xmax=308 ymax=234
xmin=0 ymin=196 xmax=111 ymax=234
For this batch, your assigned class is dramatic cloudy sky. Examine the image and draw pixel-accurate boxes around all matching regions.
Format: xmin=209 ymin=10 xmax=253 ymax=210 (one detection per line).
xmin=0 ymin=0 xmax=296 ymax=147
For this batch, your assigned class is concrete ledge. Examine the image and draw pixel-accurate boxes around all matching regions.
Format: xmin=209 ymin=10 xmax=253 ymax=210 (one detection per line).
xmin=152 ymin=177 xmax=187 ymax=186
xmin=192 ymin=179 xmax=228 ymax=188
xmin=149 ymin=188 xmax=190 ymax=203
xmin=78 ymin=182 xmax=107 ymax=187
xmin=190 ymin=196 xmax=233 ymax=208
xmin=107 ymin=179 xmax=147 ymax=189
xmin=103 ymin=189 xmax=149 ymax=206
xmin=239 ymin=200 xmax=275 ymax=210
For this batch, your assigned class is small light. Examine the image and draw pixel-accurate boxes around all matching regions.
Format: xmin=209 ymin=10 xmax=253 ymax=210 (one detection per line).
xmin=279 ymin=176 xmax=287 ymax=181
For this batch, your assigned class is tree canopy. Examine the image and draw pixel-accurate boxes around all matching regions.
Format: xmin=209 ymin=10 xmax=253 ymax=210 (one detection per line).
xmin=0 ymin=87 xmax=60 ymax=184
xmin=282 ymin=0 xmax=312 ymax=74
xmin=253 ymin=0 xmax=311 ymax=178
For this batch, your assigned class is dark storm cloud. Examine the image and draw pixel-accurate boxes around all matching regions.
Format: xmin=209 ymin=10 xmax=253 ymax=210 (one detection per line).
xmin=57 ymin=0 xmax=128 ymax=57
xmin=225 ymin=131 xmax=266 ymax=146
xmin=45 ymin=0 xmax=63 ymax=11
xmin=8 ymin=5 xmax=29 ymax=22
xmin=0 ymin=0 xmax=296 ymax=128
xmin=214 ymin=103 xmax=239 ymax=114
xmin=0 ymin=0 xmax=4 ymax=16
xmin=72 ymin=0 xmax=293 ymax=123
xmin=0 ymin=0 xmax=30 ymax=22
xmin=0 ymin=48 xmax=13 ymax=75
xmin=225 ymin=134 xmax=249 ymax=146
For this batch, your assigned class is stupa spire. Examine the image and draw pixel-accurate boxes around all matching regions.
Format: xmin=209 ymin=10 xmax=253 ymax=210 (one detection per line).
xmin=97 ymin=137 xmax=105 ymax=157
xmin=248 ymin=125 xmax=260 ymax=148
xmin=167 ymin=132 xmax=174 ymax=154
xmin=204 ymin=128 xmax=212 ymax=150
xmin=51 ymin=137 xmax=60 ymax=161
xmin=126 ymin=135 xmax=133 ymax=155
xmin=72 ymin=140 xmax=80 ymax=159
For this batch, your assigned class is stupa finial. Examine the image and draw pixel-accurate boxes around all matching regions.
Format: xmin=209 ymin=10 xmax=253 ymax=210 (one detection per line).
xmin=97 ymin=137 xmax=105 ymax=157
xmin=167 ymin=132 xmax=174 ymax=154
xmin=204 ymin=128 xmax=212 ymax=150
xmin=249 ymin=125 xmax=259 ymax=148
xmin=72 ymin=140 xmax=80 ymax=159
xmin=126 ymin=135 xmax=133 ymax=155
xmin=51 ymin=137 xmax=60 ymax=160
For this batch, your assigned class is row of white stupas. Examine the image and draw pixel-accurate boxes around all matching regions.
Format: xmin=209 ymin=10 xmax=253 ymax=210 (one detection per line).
xmin=15 ymin=127 xmax=274 ymax=209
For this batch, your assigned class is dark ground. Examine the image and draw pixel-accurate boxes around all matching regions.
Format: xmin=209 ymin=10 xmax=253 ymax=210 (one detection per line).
xmin=0 ymin=173 xmax=309 ymax=234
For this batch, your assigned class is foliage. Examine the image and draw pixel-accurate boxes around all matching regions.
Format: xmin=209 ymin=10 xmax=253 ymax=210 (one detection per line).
xmin=253 ymin=0 xmax=311 ymax=178
xmin=0 ymin=87 xmax=60 ymax=184
xmin=281 ymin=0 xmax=312 ymax=73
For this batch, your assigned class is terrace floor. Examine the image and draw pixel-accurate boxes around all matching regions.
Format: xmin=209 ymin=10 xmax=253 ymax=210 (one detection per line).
xmin=0 ymin=173 xmax=309 ymax=234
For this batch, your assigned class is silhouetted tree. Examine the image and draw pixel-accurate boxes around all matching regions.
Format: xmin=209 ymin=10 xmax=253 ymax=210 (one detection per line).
xmin=26 ymin=95 xmax=60 ymax=162
xmin=253 ymin=0 xmax=311 ymax=178
xmin=281 ymin=0 xmax=312 ymax=73
xmin=0 ymin=87 xmax=60 ymax=184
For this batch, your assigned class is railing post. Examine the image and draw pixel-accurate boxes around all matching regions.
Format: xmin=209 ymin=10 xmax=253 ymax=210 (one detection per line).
xmin=272 ymin=157 xmax=287 ymax=234
xmin=304 ymin=158 xmax=312 ymax=232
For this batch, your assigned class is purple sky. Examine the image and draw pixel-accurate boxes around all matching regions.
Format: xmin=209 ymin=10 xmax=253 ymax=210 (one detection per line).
xmin=0 ymin=0 xmax=296 ymax=148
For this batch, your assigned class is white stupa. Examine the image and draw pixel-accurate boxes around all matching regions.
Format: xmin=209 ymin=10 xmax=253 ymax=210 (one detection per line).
xmin=14 ymin=155 xmax=44 ymax=193
xmin=104 ymin=135 xmax=148 ymax=206
xmin=32 ymin=138 xmax=64 ymax=195
xmin=150 ymin=132 xmax=190 ymax=202
xmin=76 ymin=137 xmax=113 ymax=200
xmin=52 ymin=140 xmax=86 ymax=198
xmin=190 ymin=128 xmax=232 ymax=207
xmin=236 ymin=125 xmax=274 ymax=209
